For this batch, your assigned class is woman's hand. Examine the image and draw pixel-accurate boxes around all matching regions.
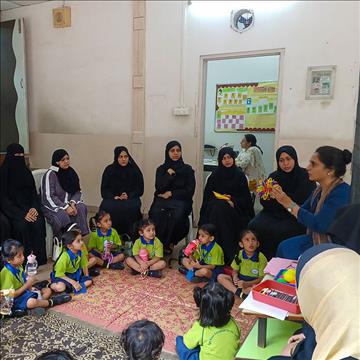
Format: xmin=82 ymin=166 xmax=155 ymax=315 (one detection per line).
xmin=119 ymin=192 xmax=128 ymax=200
xmin=66 ymin=206 xmax=76 ymax=216
xmin=272 ymin=186 xmax=293 ymax=208
xmin=25 ymin=208 xmax=38 ymax=222
xmin=158 ymin=191 xmax=172 ymax=199
xmin=28 ymin=208 xmax=38 ymax=218
xmin=167 ymin=168 xmax=175 ymax=176
xmin=70 ymin=203 xmax=78 ymax=216
xmin=288 ymin=333 xmax=305 ymax=344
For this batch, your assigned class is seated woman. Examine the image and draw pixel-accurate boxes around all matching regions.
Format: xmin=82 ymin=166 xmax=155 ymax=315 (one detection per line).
xmin=149 ymin=141 xmax=195 ymax=254
xmin=199 ymin=147 xmax=254 ymax=264
xmin=100 ymin=146 xmax=143 ymax=237
xmin=0 ymin=143 xmax=47 ymax=265
xmin=274 ymin=146 xmax=351 ymax=260
xmin=41 ymin=149 xmax=89 ymax=238
xmin=235 ymin=134 xmax=265 ymax=188
xmin=268 ymin=243 xmax=359 ymax=360
xmin=248 ymin=146 xmax=316 ymax=259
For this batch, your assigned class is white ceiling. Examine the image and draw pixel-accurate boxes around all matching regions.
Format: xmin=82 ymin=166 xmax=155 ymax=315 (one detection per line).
xmin=0 ymin=1 xmax=51 ymax=11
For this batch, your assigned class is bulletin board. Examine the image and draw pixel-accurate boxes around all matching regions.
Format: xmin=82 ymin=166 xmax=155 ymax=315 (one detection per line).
xmin=215 ymin=82 xmax=277 ymax=132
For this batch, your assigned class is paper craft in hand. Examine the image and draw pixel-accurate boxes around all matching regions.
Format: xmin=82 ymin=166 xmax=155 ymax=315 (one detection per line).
xmin=213 ymin=191 xmax=231 ymax=201
xmin=256 ymin=178 xmax=279 ymax=200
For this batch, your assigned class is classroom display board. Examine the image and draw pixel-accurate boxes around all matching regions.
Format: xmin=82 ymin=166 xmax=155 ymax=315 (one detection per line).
xmin=215 ymin=82 xmax=277 ymax=132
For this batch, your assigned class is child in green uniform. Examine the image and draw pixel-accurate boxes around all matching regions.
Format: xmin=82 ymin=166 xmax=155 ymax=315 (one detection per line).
xmin=218 ymin=229 xmax=267 ymax=298
xmin=0 ymin=239 xmax=71 ymax=316
xmin=125 ymin=218 xmax=166 ymax=278
xmin=180 ymin=224 xmax=224 ymax=283
xmin=176 ymin=283 xmax=240 ymax=360
xmin=50 ymin=230 xmax=93 ymax=294
xmin=88 ymin=211 xmax=125 ymax=270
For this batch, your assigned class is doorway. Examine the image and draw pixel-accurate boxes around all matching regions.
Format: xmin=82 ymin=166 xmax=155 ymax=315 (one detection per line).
xmin=194 ymin=49 xmax=284 ymax=220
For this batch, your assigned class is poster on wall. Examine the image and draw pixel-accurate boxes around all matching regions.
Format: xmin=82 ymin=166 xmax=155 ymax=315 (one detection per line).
xmin=215 ymin=82 xmax=277 ymax=132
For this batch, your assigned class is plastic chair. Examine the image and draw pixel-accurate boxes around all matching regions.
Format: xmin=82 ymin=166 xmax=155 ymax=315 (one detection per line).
xmin=32 ymin=169 xmax=53 ymax=259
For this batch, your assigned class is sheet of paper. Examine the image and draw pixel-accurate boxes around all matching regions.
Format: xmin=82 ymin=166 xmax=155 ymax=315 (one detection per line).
xmin=264 ymin=257 xmax=297 ymax=276
xmin=239 ymin=292 xmax=288 ymax=320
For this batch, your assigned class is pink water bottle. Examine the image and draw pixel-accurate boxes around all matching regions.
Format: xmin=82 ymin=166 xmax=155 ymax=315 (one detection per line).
xmin=183 ymin=240 xmax=200 ymax=257
xmin=139 ymin=248 xmax=149 ymax=262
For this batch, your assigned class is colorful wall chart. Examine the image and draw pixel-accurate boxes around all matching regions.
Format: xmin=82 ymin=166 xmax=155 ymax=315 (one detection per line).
xmin=215 ymin=82 xmax=277 ymax=132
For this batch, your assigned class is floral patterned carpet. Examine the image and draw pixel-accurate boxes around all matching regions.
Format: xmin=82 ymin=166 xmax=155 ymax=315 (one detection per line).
xmin=50 ymin=268 xmax=257 ymax=354
xmin=0 ymin=311 xmax=128 ymax=360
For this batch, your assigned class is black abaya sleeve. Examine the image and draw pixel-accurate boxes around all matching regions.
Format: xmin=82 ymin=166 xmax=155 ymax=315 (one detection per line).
xmin=154 ymin=166 xmax=174 ymax=194
xmin=171 ymin=167 xmax=195 ymax=201
xmin=128 ymin=169 xmax=144 ymax=199
xmin=101 ymin=166 xmax=115 ymax=199
xmin=1 ymin=196 xmax=26 ymax=220
xmin=198 ymin=173 xmax=216 ymax=225
xmin=232 ymin=172 xmax=255 ymax=219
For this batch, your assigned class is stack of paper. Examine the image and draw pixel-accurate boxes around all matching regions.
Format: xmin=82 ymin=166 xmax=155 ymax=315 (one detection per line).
xmin=264 ymin=257 xmax=297 ymax=276
xmin=239 ymin=292 xmax=288 ymax=320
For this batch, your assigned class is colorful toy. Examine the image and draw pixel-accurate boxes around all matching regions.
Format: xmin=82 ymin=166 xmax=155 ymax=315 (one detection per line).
xmin=283 ymin=268 xmax=296 ymax=283
xmin=183 ymin=239 xmax=200 ymax=257
xmin=212 ymin=191 xmax=231 ymax=201
xmin=256 ymin=178 xmax=279 ymax=200
xmin=102 ymin=240 xmax=114 ymax=268
xmin=274 ymin=268 xmax=296 ymax=286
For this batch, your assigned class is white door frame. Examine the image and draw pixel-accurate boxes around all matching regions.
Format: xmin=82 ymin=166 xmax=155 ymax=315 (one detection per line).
xmin=193 ymin=48 xmax=285 ymax=222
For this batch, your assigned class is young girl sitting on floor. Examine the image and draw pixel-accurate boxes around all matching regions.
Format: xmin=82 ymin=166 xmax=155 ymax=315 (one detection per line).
xmin=88 ymin=211 xmax=125 ymax=270
xmin=50 ymin=230 xmax=93 ymax=294
xmin=218 ymin=229 xmax=267 ymax=299
xmin=0 ymin=239 xmax=71 ymax=316
xmin=176 ymin=283 xmax=240 ymax=360
xmin=180 ymin=224 xmax=224 ymax=283
xmin=125 ymin=218 xmax=166 ymax=278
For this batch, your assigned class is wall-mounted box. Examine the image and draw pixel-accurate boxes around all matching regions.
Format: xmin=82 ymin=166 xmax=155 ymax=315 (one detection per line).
xmin=53 ymin=6 xmax=71 ymax=28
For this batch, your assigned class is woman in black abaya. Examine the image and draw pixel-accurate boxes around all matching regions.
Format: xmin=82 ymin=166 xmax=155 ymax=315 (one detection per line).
xmin=0 ymin=143 xmax=47 ymax=265
xmin=149 ymin=141 xmax=195 ymax=254
xmin=100 ymin=146 xmax=144 ymax=237
xmin=199 ymin=147 xmax=254 ymax=264
xmin=249 ymin=146 xmax=316 ymax=260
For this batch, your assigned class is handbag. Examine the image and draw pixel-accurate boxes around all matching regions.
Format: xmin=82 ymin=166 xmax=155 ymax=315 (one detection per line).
xmin=52 ymin=236 xmax=62 ymax=261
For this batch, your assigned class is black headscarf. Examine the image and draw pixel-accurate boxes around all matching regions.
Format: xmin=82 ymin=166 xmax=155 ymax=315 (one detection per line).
xmin=214 ymin=147 xmax=237 ymax=180
xmin=0 ymin=143 xmax=35 ymax=206
xmin=104 ymin=146 xmax=143 ymax=196
xmin=272 ymin=146 xmax=310 ymax=195
xmin=51 ymin=149 xmax=81 ymax=195
xmin=163 ymin=140 xmax=185 ymax=171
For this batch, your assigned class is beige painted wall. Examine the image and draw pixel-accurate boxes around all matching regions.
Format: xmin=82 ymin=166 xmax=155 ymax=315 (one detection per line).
xmin=2 ymin=1 xmax=359 ymax=219
xmin=1 ymin=0 xmax=133 ymax=206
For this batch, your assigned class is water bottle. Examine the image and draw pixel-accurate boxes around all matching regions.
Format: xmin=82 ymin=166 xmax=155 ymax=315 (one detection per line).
xmin=25 ymin=252 xmax=38 ymax=277
xmin=0 ymin=289 xmax=15 ymax=315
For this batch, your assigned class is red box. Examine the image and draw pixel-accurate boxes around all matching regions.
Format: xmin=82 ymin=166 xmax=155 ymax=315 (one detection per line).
xmin=252 ymin=279 xmax=301 ymax=314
